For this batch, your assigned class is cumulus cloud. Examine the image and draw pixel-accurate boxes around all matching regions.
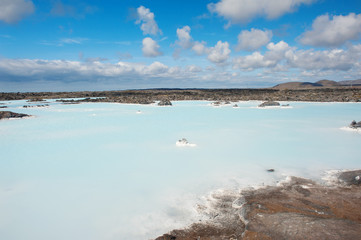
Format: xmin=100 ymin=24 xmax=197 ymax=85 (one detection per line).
xmin=142 ymin=37 xmax=162 ymax=57
xmin=192 ymin=41 xmax=209 ymax=55
xmin=207 ymin=41 xmax=231 ymax=65
xmin=176 ymin=26 xmax=193 ymax=49
xmin=299 ymin=13 xmax=361 ymax=47
xmin=208 ymin=0 xmax=315 ymax=24
xmin=0 ymin=0 xmax=34 ymax=24
xmin=136 ymin=6 xmax=161 ymax=35
xmin=174 ymin=26 xmax=231 ymax=65
xmin=286 ymin=45 xmax=361 ymax=71
xmin=233 ymin=52 xmax=277 ymax=71
xmin=236 ymin=28 xmax=272 ymax=51
xmin=233 ymin=40 xmax=361 ymax=73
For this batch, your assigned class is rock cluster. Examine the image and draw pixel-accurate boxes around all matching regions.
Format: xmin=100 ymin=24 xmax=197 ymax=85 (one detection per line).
xmin=156 ymin=170 xmax=361 ymax=240
xmin=350 ymin=120 xmax=361 ymax=129
xmin=258 ymin=101 xmax=280 ymax=107
xmin=23 ymin=104 xmax=49 ymax=108
xmin=158 ymin=100 xmax=172 ymax=106
xmin=0 ymin=111 xmax=30 ymax=119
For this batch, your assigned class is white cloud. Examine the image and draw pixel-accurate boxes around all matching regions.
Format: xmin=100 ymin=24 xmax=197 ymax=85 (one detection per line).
xmin=176 ymin=26 xmax=193 ymax=49
xmin=299 ymin=13 xmax=361 ymax=47
xmin=142 ymin=37 xmax=162 ymax=57
xmin=174 ymin=26 xmax=231 ymax=66
xmin=265 ymin=41 xmax=293 ymax=62
xmin=208 ymin=0 xmax=315 ymax=24
xmin=236 ymin=28 xmax=272 ymax=51
xmin=233 ymin=40 xmax=361 ymax=74
xmin=286 ymin=45 xmax=361 ymax=71
xmin=233 ymin=51 xmax=276 ymax=71
xmin=136 ymin=6 xmax=161 ymax=35
xmin=186 ymin=65 xmax=202 ymax=73
xmin=192 ymin=41 xmax=208 ymax=55
xmin=145 ymin=62 xmax=168 ymax=74
xmin=60 ymin=38 xmax=88 ymax=44
xmin=0 ymin=0 xmax=34 ymax=24
xmin=207 ymin=41 xmax=231 ymax=65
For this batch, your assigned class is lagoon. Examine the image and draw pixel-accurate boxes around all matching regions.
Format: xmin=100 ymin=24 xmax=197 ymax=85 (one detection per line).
xmin=0 ymin=100 xmax=361 ymax=240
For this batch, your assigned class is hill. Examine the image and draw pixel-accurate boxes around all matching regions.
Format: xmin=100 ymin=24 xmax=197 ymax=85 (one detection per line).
xmin=273 ymin=79 xmax=361 ymax=89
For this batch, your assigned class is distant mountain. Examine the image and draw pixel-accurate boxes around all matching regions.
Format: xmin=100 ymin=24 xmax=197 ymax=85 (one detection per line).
xmin=273 ymin=79 xmax=360 ymax=89
xmin=339 ymin=79 xmax=361 ymax=86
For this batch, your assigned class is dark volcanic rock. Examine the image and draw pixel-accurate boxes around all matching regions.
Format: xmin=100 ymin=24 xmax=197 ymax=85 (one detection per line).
xmin=1 ymin=88 xmax=361 ymax=103
xmin=350 ymin=120 xmax=361 ymax=129
xmin=158 ymin=100 xmax=172 ymax=106
xmin=258 ymin=101 xmax=280 ymax=107
xmin=156 ymin=171 xmax=361 ymax=240
xmin=23 ymin=104 xmax=49 ymax=108
xmin=0 ymin=111 xmax=30 ymax=119
xmin=337 ymin=170 xmax=361 ymax=186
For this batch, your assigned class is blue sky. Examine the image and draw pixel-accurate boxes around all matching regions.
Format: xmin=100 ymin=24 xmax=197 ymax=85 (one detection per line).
xmin=0 ymin=0 xmax=361 ymax=91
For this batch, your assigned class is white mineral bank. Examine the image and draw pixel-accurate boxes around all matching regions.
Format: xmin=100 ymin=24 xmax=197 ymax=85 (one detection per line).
xmin=0 ymin=100 xmax=361 ymax=240
xmin=176 ymin=138 xmax=197 ymax=147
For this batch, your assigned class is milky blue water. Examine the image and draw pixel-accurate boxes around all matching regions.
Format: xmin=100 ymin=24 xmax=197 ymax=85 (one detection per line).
xmin=1 ymin=100 xmax=361 ymax=240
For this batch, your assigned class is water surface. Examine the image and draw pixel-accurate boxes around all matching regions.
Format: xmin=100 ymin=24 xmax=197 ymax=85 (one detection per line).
xmin=1 ymin=100 xmax=361 ymax=239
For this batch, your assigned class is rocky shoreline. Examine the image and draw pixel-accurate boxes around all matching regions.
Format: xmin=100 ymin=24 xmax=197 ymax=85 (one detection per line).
xmin=156 ymin=170 xmax=361 ymax=240
xmin=1 ymin=87 xmax=361 ymax=103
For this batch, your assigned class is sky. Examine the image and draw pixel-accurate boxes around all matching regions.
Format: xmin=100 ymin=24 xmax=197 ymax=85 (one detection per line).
xmin=0 ymin=0 xmax=361 ymax=92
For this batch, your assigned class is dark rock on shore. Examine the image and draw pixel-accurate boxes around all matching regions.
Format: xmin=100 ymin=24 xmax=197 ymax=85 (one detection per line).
xmin=158 ymin=100 xmax=172 ymax=106
xmin=337 ymin=170 xmax=361 ymax=185
xmin=350 ymin=120 xmax=361 ymax=129
xmin=156 ymin=170 xmax=361 ymax=240
xmin=258 ymin=101 xmax=280 ymax=107
xmin=0 ymin=111 xmax=30 ymax=119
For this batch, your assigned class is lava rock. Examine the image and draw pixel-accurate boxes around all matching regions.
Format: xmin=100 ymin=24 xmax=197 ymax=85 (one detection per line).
xmin=350 ymin=120 xmax=361 ymax=129
xmin=0 ymin=111 xmax=30 ymax=119
xmin=158 ymin=100 xmax=172 ymax=106
xmin=258 ymin=101 xmax=281 ymax=107
xmin=338 ymin=170 xmax=361 ymax=186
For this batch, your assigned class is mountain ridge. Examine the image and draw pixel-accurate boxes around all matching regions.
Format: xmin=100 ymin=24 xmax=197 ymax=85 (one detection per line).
xmin=273 ymin=79 xmax=361 ymax=89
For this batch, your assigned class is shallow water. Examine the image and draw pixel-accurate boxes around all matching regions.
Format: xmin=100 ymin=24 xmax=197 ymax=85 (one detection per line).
xmin=0 ymin=100 xmax=361 ymax=239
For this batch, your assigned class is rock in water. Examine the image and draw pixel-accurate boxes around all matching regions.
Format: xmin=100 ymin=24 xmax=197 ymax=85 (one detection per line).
xmin=158 ymin=100 xmax=172 ymax=106
xmin=350 ymin=120 xmax=361 ymax=129
xmin=0 ymin=111 xmax=30 ymax=120
xmin=258 ymin=101 xmax=281 ymax=107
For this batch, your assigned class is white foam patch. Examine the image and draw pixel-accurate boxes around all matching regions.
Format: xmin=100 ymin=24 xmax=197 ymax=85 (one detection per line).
xmin=340 ymin=126 xmax=361 ymax=133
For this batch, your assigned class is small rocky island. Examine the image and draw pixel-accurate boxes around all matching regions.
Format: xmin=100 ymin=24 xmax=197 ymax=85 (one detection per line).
xmin=156 ymin=170 xmax=361 ymax=240
xmin=158 ymin=99 xmax=172 ymax=106
xmin=0 ymin=111 xmax=30 ymax=120
xmin=258 ymin=101 xmax=281 ymax=107
xmin=350 ymin=120 xmax=361 ymax=129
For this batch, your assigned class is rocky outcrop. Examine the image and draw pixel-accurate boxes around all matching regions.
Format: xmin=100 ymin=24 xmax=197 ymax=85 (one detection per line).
xmin=350 ymin=120 xmax=361 ymax=129
xmin=0 ymin=111 xmax=30 ymax=119
xmin=258 ymin=101 xmax=280 ymax=107
xmin=158 ymin=100 xmax=172 ymax=106
xmin=156 ymin=170 xmax=361 ymax=240
xmin=337 ymin=170 xmax=361 ymax=185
